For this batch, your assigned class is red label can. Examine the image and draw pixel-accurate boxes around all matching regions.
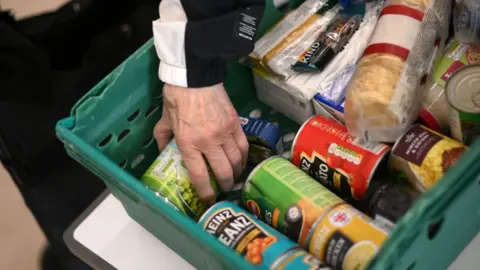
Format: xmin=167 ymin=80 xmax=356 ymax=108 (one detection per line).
xmin=291 ymin=116 xmax=391 ymax=200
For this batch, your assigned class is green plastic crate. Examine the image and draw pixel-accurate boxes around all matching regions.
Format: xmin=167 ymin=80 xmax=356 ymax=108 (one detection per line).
xmin=56 ymin=1 xmax=480 ymax=269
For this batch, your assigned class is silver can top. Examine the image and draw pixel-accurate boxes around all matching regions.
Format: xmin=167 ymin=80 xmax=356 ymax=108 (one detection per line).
xmin=446 ymin=64 xmax=480 ymax=113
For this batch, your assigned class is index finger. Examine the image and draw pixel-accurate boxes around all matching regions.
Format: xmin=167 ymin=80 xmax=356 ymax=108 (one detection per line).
xmin=179 ymin=148 xmax=216 ymax=203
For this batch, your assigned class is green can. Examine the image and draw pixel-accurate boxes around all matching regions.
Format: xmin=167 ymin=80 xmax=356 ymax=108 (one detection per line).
xmin=243 ymin=156 xmax=344 ymax=248
xmin=141 ymin=140 xmax=218 ymax=220
xmin=446 ymin=64 xmax=480 ymax=145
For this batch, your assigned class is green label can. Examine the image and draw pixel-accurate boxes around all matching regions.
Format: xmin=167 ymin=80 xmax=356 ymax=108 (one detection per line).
xmin=446 ymin=64 xmax=480 ymax=145
xmin=141 ymin=140 xmax=217 ymax=220
xmin=243 ymin=156 xmax=344 ymax=248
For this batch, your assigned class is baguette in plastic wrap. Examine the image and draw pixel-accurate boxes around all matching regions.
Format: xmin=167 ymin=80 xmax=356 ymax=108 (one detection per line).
xmin=344 ymin=0 xmax=452 ymax=142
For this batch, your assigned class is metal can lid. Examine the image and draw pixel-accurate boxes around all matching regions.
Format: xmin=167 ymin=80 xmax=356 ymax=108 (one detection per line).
xmin=446 ymin=64 xmax=480 ymax=113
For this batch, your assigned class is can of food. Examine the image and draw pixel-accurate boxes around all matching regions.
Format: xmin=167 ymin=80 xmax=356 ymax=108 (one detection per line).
xmin=363 ymin=176 xmax=420 ymax=232
xmin=271 ymin=247 xmax=331 ymax=270
xmin=306 ymin=203 xmax=388 ymax=270
xmin=446 ymin=64 xmax=480 ymax=145
xmin=141 ymin=140 xmax=218 ymax=219
xmin=199 ymin=201 xmax=330 ymax=269
xmin=391 ymin=125 xmax=467 ymax=192
xmin=243 ymin=156 xmax=344 ymax=247
xmin=215 ymin=181 xmax=245 ymax=206
xmin=291 ymin=116 xmax=391 ymax=201
xmin=248 ymin=143 xmax=276 ymax=166
xmin=240 ymin=116 xmax=282 ymax=153
xmin=416 ymin=108 xmax=443 ymax=133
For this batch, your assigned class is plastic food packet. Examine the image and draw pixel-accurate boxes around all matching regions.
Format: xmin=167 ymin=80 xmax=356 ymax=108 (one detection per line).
xmin=421 ymin=39 xmax=480 ymax=134
xmin=247 ymin=0 xmax=341 ymax=79
xmin=453 ymin=0 xmax=480 ymax=44
xmin=292 ymin=13 xmax=362 ymax=72
xmin=291 ymin=0 xmax=384 ymax=103
xmin=344 ymin=0 xmax=452 ymax=142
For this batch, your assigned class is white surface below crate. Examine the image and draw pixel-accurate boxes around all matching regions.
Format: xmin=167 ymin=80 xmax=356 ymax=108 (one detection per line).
xmin=74 ymin=194 xmax=480 ymax=270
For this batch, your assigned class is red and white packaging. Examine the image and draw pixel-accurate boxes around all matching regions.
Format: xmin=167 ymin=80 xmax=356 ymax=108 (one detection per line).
xmin=344 ymin=0 xmax=452 ymax=142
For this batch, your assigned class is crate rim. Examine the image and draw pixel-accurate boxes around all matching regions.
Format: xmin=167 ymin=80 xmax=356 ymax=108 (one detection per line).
xmin=55 ymin=117 xmax=256 ymax=270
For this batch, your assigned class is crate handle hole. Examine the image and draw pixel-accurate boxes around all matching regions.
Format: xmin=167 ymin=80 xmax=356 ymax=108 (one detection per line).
xmin=99 ymin=134 xmax=113 ymax=147
xmin=406 ymin=262 xmax=416 ymax=270
xmin=127 ymin=109 xmax=141 ymax=122
xmin=145 ymin=104 xmax=159 ymax=118
xmin=142 ymin=137 xmax=154 ymax=148
xmin=131 ymin=154 xmax=145 ymax=169
xmin=427 ymin=217 xmax=444 ymax=240
xmin=117 ymin=129 xmax=131 ymax=142
xmin=119 ymin=159 xmax=128 ymax=169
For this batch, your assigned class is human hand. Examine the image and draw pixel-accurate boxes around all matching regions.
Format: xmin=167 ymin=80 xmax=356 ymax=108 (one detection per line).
xmin=153 ymin=83 xmax=249 ymax=203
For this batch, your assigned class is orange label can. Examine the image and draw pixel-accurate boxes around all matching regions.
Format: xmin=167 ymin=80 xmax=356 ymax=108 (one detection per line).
xmin=306 ymin=204 xmax=388 ymax=270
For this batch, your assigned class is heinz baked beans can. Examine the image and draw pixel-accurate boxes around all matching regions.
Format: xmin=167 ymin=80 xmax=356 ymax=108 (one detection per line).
xmin=292 ymin=116 xmax=391 ymax=201
xmin=243 ymin=156 xmax=343 ymax=247
xmin=306 ymin=203 xmax=388 ymax=270
xmin=391 ymin=125 xmax=467 ymax=192
xmin=198 ymin=201 xmax=330 ymax=269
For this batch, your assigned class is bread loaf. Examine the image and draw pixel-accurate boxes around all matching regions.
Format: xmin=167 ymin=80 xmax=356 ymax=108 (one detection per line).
xmin=344 ymin=0 xmax=451 ymax=142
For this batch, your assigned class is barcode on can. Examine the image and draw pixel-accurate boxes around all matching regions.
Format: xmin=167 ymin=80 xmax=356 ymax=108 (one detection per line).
xmin=351 ymin=137 xmax=387 ymax=155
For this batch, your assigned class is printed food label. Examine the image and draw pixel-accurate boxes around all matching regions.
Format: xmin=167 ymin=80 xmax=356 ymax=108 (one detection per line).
xmin=300 ymin=151 xmax=351 ymax=194
xmin=393 ymin=125 xmax=442 ymax=166
xmin=307 ymin=204 xmax=387 ymax=270
xmin=243 ymin=157 xmax=342 ymax=247
xmin=433 ymin=40 xmax=480 ymax=87
xmin=203 ymin=207 xmax=278 ymax=265
xmin=141 ymin=140 xmax=215 ymax=219
xmin=292 ymin=116 xmax=390 ymax=200
xmin=392 ymin=125 xmax=467 ymax=190
xmin=252 ymin=0 xmax=330 ymax=58
xmin=440 ymin=60 xmax=466 ymax=82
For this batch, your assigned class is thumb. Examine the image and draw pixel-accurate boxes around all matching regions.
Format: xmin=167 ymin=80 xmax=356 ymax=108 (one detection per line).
xmin=153 ymin=117 xmax=173 ymax=152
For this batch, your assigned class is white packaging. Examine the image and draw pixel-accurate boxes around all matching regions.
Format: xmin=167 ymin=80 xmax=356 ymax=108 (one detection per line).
xmin=253 ymin=69 xmax=315 ymax=125
xmin=260 ymin=0 xmax=383 ymax=103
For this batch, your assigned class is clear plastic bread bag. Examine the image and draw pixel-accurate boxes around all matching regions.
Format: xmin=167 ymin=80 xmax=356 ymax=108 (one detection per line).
xmin=453 ymin=0 xmax=480 ymax=44
xmin=344 ymin=0 xmax=452 ymax=142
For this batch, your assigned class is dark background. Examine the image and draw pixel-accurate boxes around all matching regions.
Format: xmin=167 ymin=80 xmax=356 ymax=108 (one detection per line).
xmin=0 ymin=1 xmax=160 ymax=269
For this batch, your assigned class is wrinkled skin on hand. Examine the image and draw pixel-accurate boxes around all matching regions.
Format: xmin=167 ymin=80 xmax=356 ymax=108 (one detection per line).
xmin=153 ymin=83 xmax=249 ymax=203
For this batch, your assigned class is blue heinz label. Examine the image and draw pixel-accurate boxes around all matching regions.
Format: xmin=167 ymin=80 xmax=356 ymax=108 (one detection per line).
xmin=199 ymin=202 xmax=298 ymax=269
xmin=239 ymin=116 xmax=282 ymax=153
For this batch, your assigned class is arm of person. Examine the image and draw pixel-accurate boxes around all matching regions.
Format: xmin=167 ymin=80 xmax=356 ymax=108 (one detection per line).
xmin=153 ymin=0 xmax=265 ymax=88
xmin=152 ymin=0 xmax=265 ymax=201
